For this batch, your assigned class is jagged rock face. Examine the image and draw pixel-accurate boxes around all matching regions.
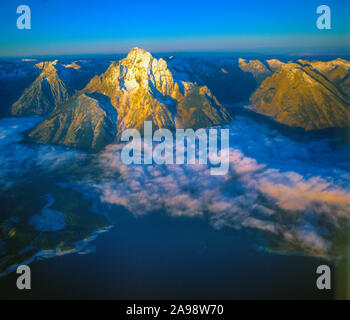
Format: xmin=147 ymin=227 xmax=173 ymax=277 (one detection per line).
xmin=11 ymin=59 xmax=109 ymax=117
xmin=84 ymin=48 xmax=181 ymax=133
xmin=11 ymin=60 xmax=69 ymax=116
xmin=27 ymin=92 xmax=118 ymax=152
xmin=27 ymin=48 xmax=232 ymax=151
xmin=250 ymin=61 xmax=350 ymax=130
xmin=239 ymin=58 xmax=272 ymax=83
xmin=85 ymin=48 xmax=231 ymax=133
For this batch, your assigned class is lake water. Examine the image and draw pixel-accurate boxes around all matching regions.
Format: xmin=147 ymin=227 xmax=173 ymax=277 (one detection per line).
xmin=0 ymin=206 xmax=334 ymax=299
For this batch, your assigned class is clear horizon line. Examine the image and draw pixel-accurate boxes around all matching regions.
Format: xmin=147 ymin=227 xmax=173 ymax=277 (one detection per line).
xmin=1 ymin=48 xmax=350 ymax=60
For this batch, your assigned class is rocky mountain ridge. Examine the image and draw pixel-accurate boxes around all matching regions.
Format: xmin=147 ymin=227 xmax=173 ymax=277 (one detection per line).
xmin=4 ymin=51 xmax=350 ymax=150
xmin=247 ymin=58 xmax=350 ymax=130
xmin=26 ymin=48 xmax=232 ymax=151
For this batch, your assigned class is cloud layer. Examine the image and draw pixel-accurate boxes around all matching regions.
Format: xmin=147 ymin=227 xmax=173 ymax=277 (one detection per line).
xmin=0 ymin=114 xmax=349 ymax=259
xmin=83 ymin=115 xmax=350 ymax=258
xmin=0 ymin=116 xmax=85 ymax=190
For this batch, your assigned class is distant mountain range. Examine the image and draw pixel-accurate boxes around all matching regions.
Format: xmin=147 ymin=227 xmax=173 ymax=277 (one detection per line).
xmin=1 ymin=48 xmax=349 ymax=151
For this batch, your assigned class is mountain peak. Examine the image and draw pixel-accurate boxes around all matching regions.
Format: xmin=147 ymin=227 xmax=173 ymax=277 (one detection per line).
xmin=11 ymin=60 xmax=69 ymax=116
xmin=125 ymin=47 xmax=153 ymax=65
xmin=266 ymin=59 xmax=285 ymax=72
xmin=238 ymin=58 xmax=272 ymax=82
xmin=35 ymin=60 xmax=59 ymax=71
xmin=127 ymin=47 xmax=151 ymax=56
xmin=106 ymin=47 xmax=177 ymax=98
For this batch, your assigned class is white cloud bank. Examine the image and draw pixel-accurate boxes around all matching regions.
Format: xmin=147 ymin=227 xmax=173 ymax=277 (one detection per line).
xmin=0 ymin=114 xmax=349 ymax=258
xmin=84 ymin=116 xmax=350 ymax=258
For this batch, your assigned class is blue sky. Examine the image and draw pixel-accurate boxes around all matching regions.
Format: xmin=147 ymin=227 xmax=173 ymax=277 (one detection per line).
xmin=0 ymin=0 xmax=349 ymax=56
